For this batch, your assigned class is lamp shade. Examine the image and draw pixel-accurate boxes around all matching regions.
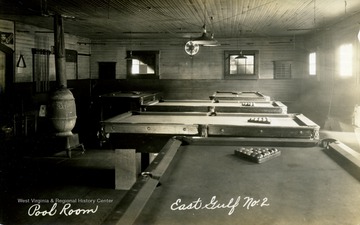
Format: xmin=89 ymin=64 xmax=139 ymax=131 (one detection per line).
xmin=125 ymin=51 xmax=136 ymax=60
xmin=235 ymin=51 xmax=247 ymax=59
xmin=192 ymin=25 xmax=219 ymax=46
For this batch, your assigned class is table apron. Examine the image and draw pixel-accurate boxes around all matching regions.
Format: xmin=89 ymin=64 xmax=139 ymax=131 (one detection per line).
xmin=104 ymin=123 xmax=199 ymax=135
xmin=207 ymin=125 xmax=318 ymax=139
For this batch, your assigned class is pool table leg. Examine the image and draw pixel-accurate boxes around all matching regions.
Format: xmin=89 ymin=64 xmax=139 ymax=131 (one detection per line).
xmin=104 ymin=138 xmax=182 ymax=224
xmin=115 ymin=149 xmax=158 ymax=190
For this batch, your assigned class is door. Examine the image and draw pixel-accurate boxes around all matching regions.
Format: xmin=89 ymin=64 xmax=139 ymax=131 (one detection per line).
xmin=98 ymin=62 xmax=116 ymax=80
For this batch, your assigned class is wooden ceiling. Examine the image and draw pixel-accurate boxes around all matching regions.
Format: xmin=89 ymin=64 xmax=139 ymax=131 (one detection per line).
xmin=1 ymin=0 xmax=360 ymax=40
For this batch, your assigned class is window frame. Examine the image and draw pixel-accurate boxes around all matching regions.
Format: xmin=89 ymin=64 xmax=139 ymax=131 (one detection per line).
xmin=126 ymin=50 xmax=160 ymax=79
xmin=224 ymin=50 xmax=259 ymax=80
xmin=309 ymin=52 xmax=316 ymax=76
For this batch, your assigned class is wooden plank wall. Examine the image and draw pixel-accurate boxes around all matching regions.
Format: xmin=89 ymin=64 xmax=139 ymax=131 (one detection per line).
xmin=91 ymin=36 xmax=302 ymax=80
xmin=301 ymin=13 xmax=360 ymax=128
xmin=12 ymin=21 xmax=91 ymax=83
xmin=8 ymin=19 xmax=305 ymax=106
xmin=8 ymin=19 xmax=307 ymax=124
xmin=7 ymin=14 xmax=360 ymax=129
xmin=89 ymin=36 xmax=304 ymax=113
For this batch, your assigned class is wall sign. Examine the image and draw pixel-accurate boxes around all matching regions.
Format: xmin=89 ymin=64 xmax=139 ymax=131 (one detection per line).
xmin=0 ymin=32 xmax=14 ymax=45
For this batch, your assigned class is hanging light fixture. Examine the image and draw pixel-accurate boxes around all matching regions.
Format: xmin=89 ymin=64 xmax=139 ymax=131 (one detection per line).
xmin=125 ymin=50 xmax=135 ymax=60
xmin=235 ymin=50 xmax=247 ymax=59
xmin=202 ymin=33 xmax=220 ymax=46
xmin=192 ymin=24 xmax=219 ymax=46
xmin=235 ymin=29 xmax=246 ymax=59
xmin=192 ymin=1 xmax=219 ymax=47
xmin=125 ymin=32 xmax=136 ymax=60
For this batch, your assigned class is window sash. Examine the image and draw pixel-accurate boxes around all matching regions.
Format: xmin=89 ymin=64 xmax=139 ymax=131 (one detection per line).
xmin=224 ymin=50 xmax=259 ymax=79
xmin=309 ymin=52 xmax=316 ymax=76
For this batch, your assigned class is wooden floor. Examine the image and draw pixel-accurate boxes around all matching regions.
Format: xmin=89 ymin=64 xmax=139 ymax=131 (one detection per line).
xmin=0 ymin=142 xmax=127 ymax=225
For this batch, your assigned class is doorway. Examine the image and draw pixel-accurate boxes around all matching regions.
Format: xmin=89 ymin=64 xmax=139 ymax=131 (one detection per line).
xmin=0 ymin=43 xmax=14 ymax=96
xmin=98 ymin=62 xmax=116 ymax=80
xmin=0 ymin=51 xmax=5 ymax=93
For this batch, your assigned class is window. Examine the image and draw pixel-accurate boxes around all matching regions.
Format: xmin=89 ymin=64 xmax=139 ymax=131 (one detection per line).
xmin=224 ymin=50 xmax=259 ymax=79
xmin=339 ymin=44 xmax=352 ymax=77
xmin=131 ymin=59 xmax=155 ymax=74
xmin=65 ymin=49 xmax=78 ymax=79
xmin=309 ymin=52 xmax=316 ymax=76
xmin=126 ymin=50 xmax=160 ymax=79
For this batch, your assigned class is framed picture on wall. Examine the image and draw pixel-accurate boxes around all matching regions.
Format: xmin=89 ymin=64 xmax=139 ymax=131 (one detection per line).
xmin=0 ymin=32 xmax=13 ymax=45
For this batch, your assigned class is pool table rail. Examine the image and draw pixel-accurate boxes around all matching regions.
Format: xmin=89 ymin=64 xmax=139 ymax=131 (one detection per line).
xmin=102 ymin=112 xmax=201 ymax=135
xmin=141 ymin=100 xmax=287 ymax=114
xmin=210 ymin=91 xmax=271 ymax=101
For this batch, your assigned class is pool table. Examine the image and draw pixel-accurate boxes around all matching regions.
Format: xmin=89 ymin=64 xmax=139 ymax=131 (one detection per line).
xmin=97 ymin=91 xmax=161 ymax=120
xmin=101 ymin=111 xmax=319 ymax=140
xmin=103 ymin=137 xmax=360 ymax=225
xmin=101 ymin=111 xmax=320 ymax=171
xmin=142 ymin=100 xmax=287 ymax=114
xmin=210 ymin=91 xmax=271 ymax=102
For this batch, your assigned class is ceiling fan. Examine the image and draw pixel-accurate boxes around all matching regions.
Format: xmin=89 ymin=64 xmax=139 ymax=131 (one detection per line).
xmin=184 ymin=41 xmax=200 ymax=56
